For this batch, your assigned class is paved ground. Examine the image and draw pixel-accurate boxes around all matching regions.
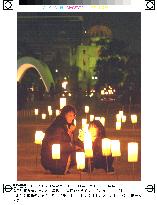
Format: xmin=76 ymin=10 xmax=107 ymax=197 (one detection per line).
xmin=17 ymin=122 xmax=141 ymax=181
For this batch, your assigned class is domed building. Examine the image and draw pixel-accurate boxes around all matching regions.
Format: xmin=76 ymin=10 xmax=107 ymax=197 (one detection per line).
xmin=75 ymin=25 xmax=112 ymax=89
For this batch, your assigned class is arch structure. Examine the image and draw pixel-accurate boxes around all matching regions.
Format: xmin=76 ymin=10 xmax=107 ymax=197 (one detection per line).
xmin=17 ymin=57 xmax=54 ymax=92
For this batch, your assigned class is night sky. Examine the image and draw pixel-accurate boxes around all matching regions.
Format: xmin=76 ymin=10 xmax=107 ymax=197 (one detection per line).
xmin=18 ymin=12 xmax=141 ymax=53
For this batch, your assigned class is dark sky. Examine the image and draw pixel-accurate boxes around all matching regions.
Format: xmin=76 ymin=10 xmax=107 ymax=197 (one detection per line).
xmin=18 ymin=12 xmax=141 ymax=53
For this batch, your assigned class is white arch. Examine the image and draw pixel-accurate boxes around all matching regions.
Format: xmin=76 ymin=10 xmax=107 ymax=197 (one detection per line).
xmin=17 ymin=57 xmax=54 ymax=92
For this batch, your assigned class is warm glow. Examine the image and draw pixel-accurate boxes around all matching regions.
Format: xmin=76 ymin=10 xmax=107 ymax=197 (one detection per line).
xmin=85 ymin=106 xmax=89 ymax=113
xmin=95 ymin=116 xmax=101 ymax=121
xmin=102 ymin=138 xmax=111 ymax=156
xmin=48 ymin=110 xmax=53 ymax=116
xmin=42 ymin=113 xmax=46 ymax=119
xmin=119 ymin=111 xmax=123 ymax=117
xmin=62 ymin=81 xmax=68 ymax=89
xmin=82 ymin=118 xmax=87 ymax=130
xmin=101 ymin=90 xmax=105 ymax=95
xmin=111 ymin=140 xmax=121 ymax=157
xmin=48 ymin=106 xmax=51 ymax=112
xmin=128 ymin=142 xmax=138 ymax=162
xmin=52 ymin=144 xmax=60 ymax=159
xmin=60 ymin=98 xmax=66 ymax=109
xmin=131 ymin=115 xmax=137 ymax=124
xmin=34 ymin=108 xmax=39 ymax=115
xmin=84 ymin=131 xmax=93 ymax=158
xmin=76 ymin=152 xmax=85 ymax=170
xmin=100 ymin=117 xmax=105 ymax=126
xmin=74 ymin=119 xmax=76 ymax=126
xmin=116 ymin=114 xmax=121 ymax=122
xmin=35 ymin=131 xmax=45 ymax=145
xmin=56 ymin=109 xmax=60 ymax=116
xmin=122 ymin=115 xmax=126 ymax=123
xmin=90 ymin=115 xmax=95 ymax=122
xmin=116 ymin=121 xmax=121 ymax=130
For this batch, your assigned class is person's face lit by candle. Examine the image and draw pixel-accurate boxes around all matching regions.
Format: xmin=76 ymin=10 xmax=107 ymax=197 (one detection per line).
xmin=65 ymin=111 xmax=76 ymax=124
xmin=89 ymin=125 xmax=98 ymax=142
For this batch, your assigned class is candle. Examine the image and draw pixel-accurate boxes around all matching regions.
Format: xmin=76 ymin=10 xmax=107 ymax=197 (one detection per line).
xmin=52 ymin=144 xmax=60 ymax=159
xmin=60 ymin=98 xmax=66 ymax=109
xmin=48 ymin=106 xmax=52 ymax=112
xmin=90 ymin=115 xmax=95 ymax=122
xmin=85 ymin=106 xmax=89 ymax=114
xmin=76 ymin=152 xmax=85 ymax=170
xmin=116 ymin=114 xmax=121 ymax=122
xmin=102 ymin=138 xmax=111 ymax=156
xmin=128 ymin=142 xmax=138 ymax=162
xmin=84 ymin=131 xmax=93 ymax=158
xmin=116 ymin=121 xmax=121 ymax=130
xmin=34 ymin=108 xmax=39 ymax=115
xmin=42 ymin=113 xmax=46 ymax=119
xmin=95 ymin=116 xmax=100 ymax=121
xmin=35 ymin=131 xmax=45 ymax=145
xmin=122 ymin=115 xmax=126 ymax=123
xmin=111 ymin=140 xmax=121 ymax=157
xmin=131 ymin=114 xmax=137 ymax=124
xmin=56 ymin=109 xmax=60 ymax=116
xmin=100 ymin=117 xmax=105 ymax=126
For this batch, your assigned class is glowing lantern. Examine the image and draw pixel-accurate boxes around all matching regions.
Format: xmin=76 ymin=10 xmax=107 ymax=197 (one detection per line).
xmin=122 ymin=115 xmax=126 ymax=123
xmin=119 ymin=111 xmax=123 ymax=117
xmin=85 ymin=106 xmax=89 ymax=114
xmin=84 ymin=131 xmax=93 ymax=158
xmin=102 ymin=138 xmax=111 ymax=156
xmin=35 ymin=131 xmax=45 ymax=145
xmin=116 ymin=114 xmax=121 ymax=122
xmin=48 ymin=106 xmax=51 ymax=112
xmin=90 ymin=115 xmax=95 ymax=122
xmin=100 ymin=117 xmax=105 ymax=126
xmin=76 ymin=152 xmax=85 ymax=170
xmin=95 ymin=117 xmax=100 ymax=121
xmin=131 ymin=115 xmax=137 ymax=124
xmin=48 ymin=110 xmax=53 ymax=116
xmin=111 ymin=140 xmax=121 ymax=157
xmin=128 ymin=142 xmax=138 ymax=162
xmin=52 ymin=144 xmax=60 ymax=159
xmin=56 ymin=109 xmax=60 ymax=116
xmin=82 ymin=118 xmax=87 ymax=130
xmin=74 ymin=119 xmax=76 ymax=126
xmin=34 ymin=109 xmax=39 ymax=115
xmin=116 ymin=121 xmax=121 ymax=130
xmin=60 ymin=98 xmax=66 ymax=109
xmin=42 ymin=113 xmax=46 ymax=119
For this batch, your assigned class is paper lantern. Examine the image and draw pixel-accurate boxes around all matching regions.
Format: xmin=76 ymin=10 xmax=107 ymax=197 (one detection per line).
xmin=82 ymin=118 xmax=87 ymax=130
xmin=74 ymin=119 xmax=76 ymax=126
xmin=116 ymin=121 xmax=121 ymax=130
xmin=85 ymin=106 xmax=89 ymax=114
xmin=48 ymin=110 xmax=53 ymax=116
xmin=111 ymin=140 xmax=121 ymax=157
xmin=84 ymin=132 xmax=93 ymax=158
xmin=119 ymin=110 xmax=123 ymax=117
xmin=42 ymin=113 xmax=46 ymax=119
xmin=131 ymin=115 xmax=137 ymax=124
xmin=34 ymin=109 xmax=39 ymax=115
xmin=52 ymin=144 xmax=60 ymax=159
xmin=76 ymin=152 xmax=85 ymax=170
xmin=116 ymin=114 xmax=121 ymax=122
xmin=56 ymin=109 xmax=60 ymax=116
xmin=35 ymin=131 xmax=45 ymax=145
xmin=128 ymin=142 xmax=138 ymax=162
xmin=95 ymin=117 xmax=100 ymax=121
xmin=122 ymin=115 xmax=126 ymax=123
xmin=60 ymin=98 xmax=66 ymax=109
xmin=100 ymin=117 xmax=105 ymax=126
xmin=102 ymin=138 xmax=111 ymax=156
xmin=48 ymin=106 xmax=52 ymax=112
xmin=90 ymin=115 xmax=95 ymax=122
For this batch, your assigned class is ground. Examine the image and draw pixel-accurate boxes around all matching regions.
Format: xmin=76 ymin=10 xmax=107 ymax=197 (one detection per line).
xmin=17 ymin=122 xmax=141 ymax=181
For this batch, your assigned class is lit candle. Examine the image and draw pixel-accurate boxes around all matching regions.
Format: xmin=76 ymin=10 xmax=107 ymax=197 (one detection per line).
xmin=116 ymin=121 xmax=121 ymax=130
xmin=116 ymin=114 xmax=121 ymax=122
xmin=42 ymin=113 xmax=46 ymax=119
xmin=85 ymin=106 xmax=89 ymax=114
xmin=52 ymin=144 xmax=60 ymax=159
xmin=100 ymin=117 xmax=105 ymax=126
xmin=122 ymin=115 xmax=126 ymax=123
xmin=111 ymin=140 xmax=121 ymax=157
xmin=34 ymin=108 xmax=39 ymax=115
xmin=90 ymin=115 xmax=95 ymax=122
xmin=84 ymin=131 xmax=93 ymax=158
xmin=95 ymin=117 xmax=100 ymax=121
xmin=76 ymin=152 xmax=85 ymax=170
xmin=131 ymin=115 xmax=137 ymax=124
xmin=128 ymin=142 xmax=138 ymax=162
xmin=48 ymin=106 xmax=51 ymax=112
xmin=102 ymin=138 xmax=111 ymax=156
xmin=60 ymin=98 xmax=66 ymax=109
xmin=35 ymin=131 xmax=45 ymax=145
xmin=56 ymin=109 xmax=60 ymax=116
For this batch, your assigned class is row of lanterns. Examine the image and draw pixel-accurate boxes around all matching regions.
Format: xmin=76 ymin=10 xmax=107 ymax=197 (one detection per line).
xmin=35 ymin=130 xmax=138 ymax=171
